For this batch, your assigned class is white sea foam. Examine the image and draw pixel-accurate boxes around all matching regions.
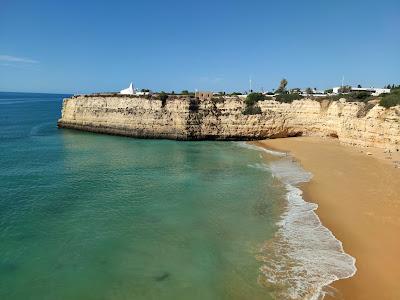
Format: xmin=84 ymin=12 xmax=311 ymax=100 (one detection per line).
xmin=242 ymin=143 xmax=357 ymax=300
xmin=236 ymin=141 xmax=287 ymax=157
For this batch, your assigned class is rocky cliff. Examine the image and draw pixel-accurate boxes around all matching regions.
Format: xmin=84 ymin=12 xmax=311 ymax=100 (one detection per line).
xmin=58 ymin=95 xmax=400 ymax=151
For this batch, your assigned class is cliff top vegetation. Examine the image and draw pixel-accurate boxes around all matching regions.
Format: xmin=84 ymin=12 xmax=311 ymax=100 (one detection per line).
xmin=379 ymin=89 xmax=400 ymax=108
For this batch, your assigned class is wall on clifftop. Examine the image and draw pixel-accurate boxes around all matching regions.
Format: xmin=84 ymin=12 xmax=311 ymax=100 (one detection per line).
xmin=58 ymin=95 xmax=400 ymax=151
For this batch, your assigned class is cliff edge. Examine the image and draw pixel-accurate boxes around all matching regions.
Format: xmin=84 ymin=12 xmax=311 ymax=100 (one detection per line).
xmin=58 ymin=95 xmax=400 ymax=151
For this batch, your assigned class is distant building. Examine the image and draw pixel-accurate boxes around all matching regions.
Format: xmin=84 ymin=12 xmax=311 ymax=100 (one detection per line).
xmin=300 ymin=88 xmax=326 ymax=97
xmin=290 ymin=88 xmax=301 ymax=94
xmin=135 ymin=91 xmax=150 ymax=96
xmin=351 ymin=87 xmax=390 ymax=96
xmin=120 ymin=83 xmax=150 ymax=96
xmin=195 ymin=91 xmax=213 ymax=101
xmin=332 ymin=87 xmax=345 ymax=94
xmin=332 ymin=86 xmax=390 ymax=96
xmin=120 ymin=83 xmax=135 ymax=95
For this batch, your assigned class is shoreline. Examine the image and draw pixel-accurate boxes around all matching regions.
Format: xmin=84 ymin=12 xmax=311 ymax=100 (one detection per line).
xmin=241 ymin=141 xmax=356 ymax=300
xmin=253 ymin=137 xmax=400 ymax=300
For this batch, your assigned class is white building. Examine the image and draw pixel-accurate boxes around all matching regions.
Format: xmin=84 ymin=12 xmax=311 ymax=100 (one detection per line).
xmin=120 ymin=83 xmax=151 ymax=96
xmin=332 ymin=87 xmax=341 ymax=94
xmin=332 ymin=86 xmax=390 ymax=96
xmin=120 ymin=83 xmax=135 ymax=95
xmin=351 ymin=87 xmax=391 ymax=96
xmin=301 ymin=88 xmax=326 ymax=97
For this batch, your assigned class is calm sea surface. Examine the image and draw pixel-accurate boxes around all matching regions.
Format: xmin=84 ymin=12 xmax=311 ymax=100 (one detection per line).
xmin=0 ymin=92 xmax=286 ymax=299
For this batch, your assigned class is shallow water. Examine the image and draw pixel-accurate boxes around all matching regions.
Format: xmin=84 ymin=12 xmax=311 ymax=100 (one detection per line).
xmin=0 ymin=92 xmax=357 ymax=300
xmin=0 ymin=92 xmax=285 ymax=299
xmin=255 ymin=159 xmax=356 ymax=300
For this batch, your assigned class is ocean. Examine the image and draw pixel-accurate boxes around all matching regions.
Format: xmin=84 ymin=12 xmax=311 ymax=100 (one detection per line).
xmin=0 ymin=92 xmax=355 ymax=300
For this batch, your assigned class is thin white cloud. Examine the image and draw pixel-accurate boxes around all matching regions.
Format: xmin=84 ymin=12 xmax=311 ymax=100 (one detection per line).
xmin=0 ymin=54 xmax=39 ymax=64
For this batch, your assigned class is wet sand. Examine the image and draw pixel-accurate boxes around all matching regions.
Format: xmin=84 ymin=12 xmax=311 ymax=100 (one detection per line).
xmin=254 ymin=137 xmax=400 ymax=300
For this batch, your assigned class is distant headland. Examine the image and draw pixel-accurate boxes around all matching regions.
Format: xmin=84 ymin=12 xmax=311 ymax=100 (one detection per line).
xmin=58 ymin=80 xmax=400 ymax=151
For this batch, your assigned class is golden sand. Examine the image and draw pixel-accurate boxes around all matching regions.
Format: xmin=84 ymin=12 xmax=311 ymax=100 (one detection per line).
xmin=254 ymin=137 xmax=400 ymax=300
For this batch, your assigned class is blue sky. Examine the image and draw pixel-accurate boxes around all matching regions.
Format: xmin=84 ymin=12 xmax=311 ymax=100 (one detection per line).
xmin=0 ymin=0 xmax=399 ymax=94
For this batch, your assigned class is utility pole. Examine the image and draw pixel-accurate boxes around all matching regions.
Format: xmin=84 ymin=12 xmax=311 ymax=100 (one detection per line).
xmin=249 ymin=76 xmax=252 ymax=93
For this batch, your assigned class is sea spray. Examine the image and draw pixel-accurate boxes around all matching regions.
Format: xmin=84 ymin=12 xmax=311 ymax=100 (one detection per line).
xmin=242 ymin=143 xmax=357 ymax=300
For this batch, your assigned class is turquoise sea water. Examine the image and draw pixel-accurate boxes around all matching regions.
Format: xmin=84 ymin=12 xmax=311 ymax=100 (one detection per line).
xmin=0 ymin=92 xmax=287 ymax=299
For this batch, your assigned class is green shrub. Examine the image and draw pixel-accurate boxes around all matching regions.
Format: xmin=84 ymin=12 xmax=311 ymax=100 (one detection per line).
xmin=276 ymin=78 xmax=288 ymax=94
xmin=159 ymin=92 xmax=168 ymax=107
xmin=159 ymin=92 xmax=168 ymax=101
xmin=322 ymin=94 xmax=349 ymax=101
xmin=338 ymin=85 xmax=352 ymax=93
xmin=347 ymin=91 xmax=371 ymax=102
xmin=211 ymin=97 xmax=225 ymax=104
xmin=275 ymin=93 xmax=303 ymax=103
xmin=305 ymin=87 xmax=313 ymax=94
xmin=181 ymin=90 xmax=189 ymax=95
xmin=243 ymin=105 xmax=262 ymax=115
xmin=324 ymin=89 xmax=333 ymax=94
xmin=245 ymin=93 xmax=265 ymax=106
xmin=379 ymin=90 xmax=400 ymax=108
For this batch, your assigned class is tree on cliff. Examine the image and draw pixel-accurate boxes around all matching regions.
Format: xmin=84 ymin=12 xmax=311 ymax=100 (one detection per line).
xmin=159 ymin=92 xmax=168 ymax=107
xmin=243 ymin=106 xmax=262 ymax=115
xmin=338 ymin=85 xmax=352 ymax=93
xmin=379 ymin=88 xmax=400 ymax=108
xmin=245 ymin=93 xmax=265 ymax=106
xmin=242 ymin=93 xmax=264 ymax=115
xmin=305 ymin=87 xmax=313 ymax=94
xmin=276 ymin=79 xmax=288 ymax=94
xmin=275 ymin=93 xmax=303 ymax=103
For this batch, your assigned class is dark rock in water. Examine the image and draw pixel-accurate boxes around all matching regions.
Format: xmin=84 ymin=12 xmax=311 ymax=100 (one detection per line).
xmin=154 ymin=272 xmax=170 ymax=282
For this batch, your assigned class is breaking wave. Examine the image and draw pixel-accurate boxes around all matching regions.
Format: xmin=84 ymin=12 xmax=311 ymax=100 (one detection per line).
xmin=236 ymin=141 xmax=287 ymax=157
xmin=243 ymin=143 xmax=357 ymax=300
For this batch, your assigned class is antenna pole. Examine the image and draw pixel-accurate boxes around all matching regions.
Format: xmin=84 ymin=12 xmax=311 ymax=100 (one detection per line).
xmin=249 ymin=76 xmax=252 ymax=92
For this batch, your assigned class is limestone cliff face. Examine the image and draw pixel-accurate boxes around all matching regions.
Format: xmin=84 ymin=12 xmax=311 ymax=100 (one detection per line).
xmin=58 ymin=95 xmax=400 ymax=151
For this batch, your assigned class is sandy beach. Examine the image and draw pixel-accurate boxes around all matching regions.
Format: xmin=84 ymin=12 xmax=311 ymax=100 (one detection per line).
xmin=254 ymin=137 xmax=400 ymax=300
